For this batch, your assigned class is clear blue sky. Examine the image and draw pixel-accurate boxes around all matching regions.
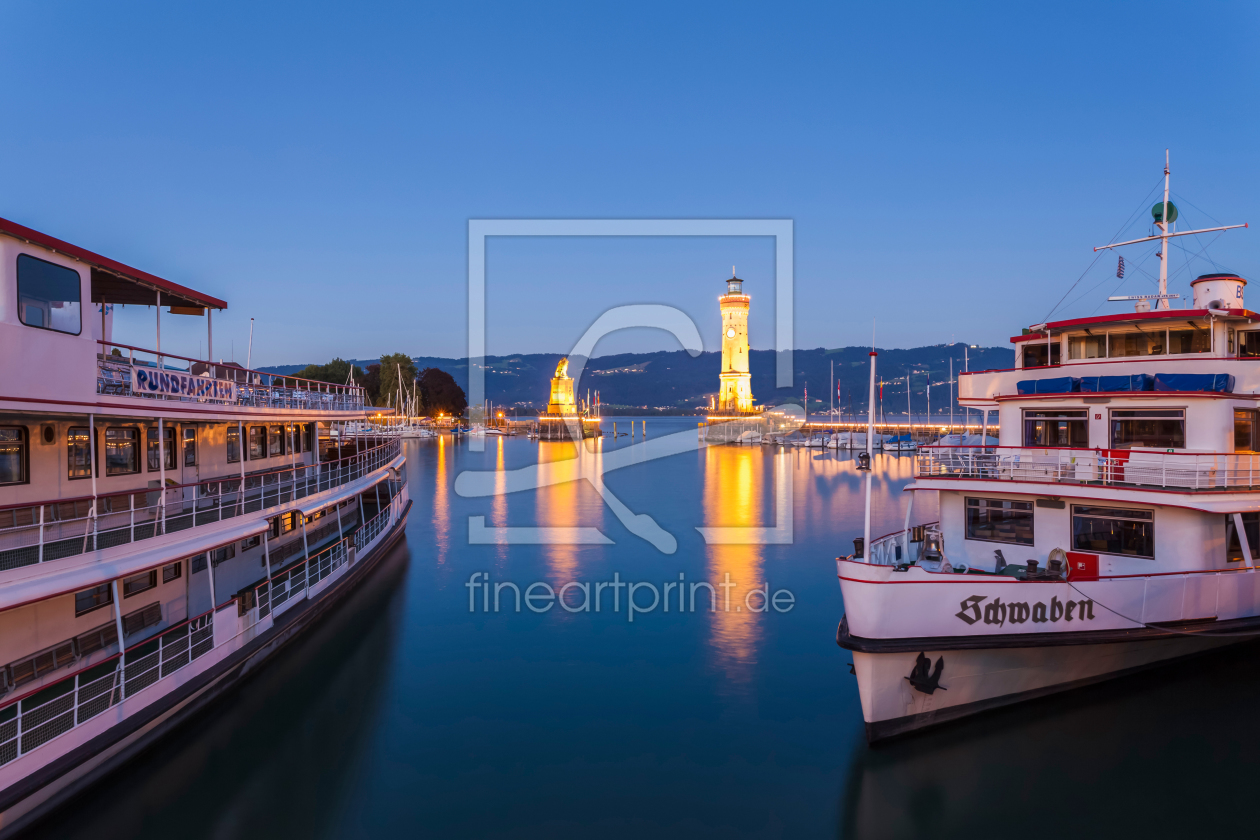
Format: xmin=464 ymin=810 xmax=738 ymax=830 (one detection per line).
xmin=1 ymin=1 xmax=1256 ymax=366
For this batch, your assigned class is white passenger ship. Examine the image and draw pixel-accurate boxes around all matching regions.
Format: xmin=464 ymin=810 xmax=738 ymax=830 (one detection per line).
xmin=0 ymin=216 xmax=410 ymax=831
xmin=838 ymin=159 xmax=1258 ymax=741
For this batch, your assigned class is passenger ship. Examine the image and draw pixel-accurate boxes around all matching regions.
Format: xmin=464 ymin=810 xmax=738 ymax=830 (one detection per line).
xmin=0 ymin=217 xmax=410 ymax=831
xmin=838 ymin=159 xmax=1258 ymax=741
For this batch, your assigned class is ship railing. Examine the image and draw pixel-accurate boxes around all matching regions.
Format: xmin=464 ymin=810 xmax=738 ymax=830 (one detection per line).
xmin=0 ymin=609 xmax=214 ymax=767
xmin=0 ymin=437 xmax=401 ymax=572
xmin=860 ymin=522 xmax=941 ymax=566
xmin=96 ymin=341 xmax=367 ymax=412
xmin=0 ymin=482 xmax=404 ymax=768
xmin=916 ymin=445 xmax=1260 ymax=491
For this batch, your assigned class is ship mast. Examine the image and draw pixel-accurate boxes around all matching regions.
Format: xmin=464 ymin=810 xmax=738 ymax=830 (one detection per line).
xmin=1095 ymin=151 xmax=1247 ymax=305
xmin=1157 ymin=150 xmax=1171 ymax=309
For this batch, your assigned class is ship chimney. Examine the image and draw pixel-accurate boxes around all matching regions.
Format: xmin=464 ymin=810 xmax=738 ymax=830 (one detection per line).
xmin=1191 ymin=273 xmax=1246 ymax=310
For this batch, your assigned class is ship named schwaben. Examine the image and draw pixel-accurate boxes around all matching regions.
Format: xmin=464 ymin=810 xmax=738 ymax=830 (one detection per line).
xmin=0 ymin=216 xmax=410 ymax=834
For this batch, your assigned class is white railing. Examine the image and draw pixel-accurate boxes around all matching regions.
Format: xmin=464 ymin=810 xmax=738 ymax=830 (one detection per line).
xmin=916 ymin=445 xmax=1260 ymax=491
xmin=862 ymin=523 xmax=939 ymax=566
xmin=354 ymin=507 xmax=390 ymax=552
xmin=0 ymin=612 xmax=213 ymax=766
xmin=96 ymin=341 xmax=366 ymax=411
xmin=0 ymin=438 xmax=401 ymax=572
xmin=0 ymin=484 xmax=401 ymax=768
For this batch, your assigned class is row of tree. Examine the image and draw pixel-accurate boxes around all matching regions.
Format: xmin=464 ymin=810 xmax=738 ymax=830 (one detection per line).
xmin=293 ymin=354 xmax=468 ymax=416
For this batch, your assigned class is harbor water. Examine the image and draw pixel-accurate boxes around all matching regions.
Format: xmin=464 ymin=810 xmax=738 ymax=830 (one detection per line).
xmin=38 ymin=418 xmax=1260 ymax=838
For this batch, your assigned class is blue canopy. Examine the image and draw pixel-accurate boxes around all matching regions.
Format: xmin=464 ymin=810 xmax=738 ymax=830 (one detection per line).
xmin=1152 ymin=373 xmax=1235 ymax=393
xmin=1017 ymin=376 xmax=1078 ymax=396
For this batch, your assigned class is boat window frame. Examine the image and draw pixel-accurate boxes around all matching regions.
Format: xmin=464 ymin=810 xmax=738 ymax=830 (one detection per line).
xmin=0 ymin=426 xmax=29 ymax=486
xmin=104 ymin=427 xmax=141 ymax=476
xmin=146 ymin=425 xmax=176 ymax=472
xmin=74 ymin=583 xmax=113 ymax=617
xmin=1021 ymin=409 xmax=1088 ymax=449
xmin=1109 ymin=407 xmax=1186 ymax=450
xmin=1071 ymin=504 xmax=1154 ymax=559
xmin=122 ymin=570 xmax=157 ymax=598
xmin=227 ymin=426 xmax=242 ymax=463
xmin=964 ymin=496 xmax=1035 ymax=547
xmin=16 ymin=253 xmax=82 ymax=336
xmin=248 ymin=425 xmax=266 ymax=460
xmin=67 ymin=426 xmax=97 ymax=480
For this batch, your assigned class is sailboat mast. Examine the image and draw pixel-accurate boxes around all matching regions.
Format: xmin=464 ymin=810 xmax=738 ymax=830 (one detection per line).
xmin=1159 ymin=149 xmax=1171 ymax=310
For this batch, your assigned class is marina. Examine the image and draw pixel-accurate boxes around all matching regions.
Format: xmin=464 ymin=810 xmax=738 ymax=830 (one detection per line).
xmin=21 ymin=428 xmax=1260 ymax=838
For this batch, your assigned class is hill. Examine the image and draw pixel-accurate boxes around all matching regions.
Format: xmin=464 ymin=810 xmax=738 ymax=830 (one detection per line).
xmin=260 ymin=343 xmax=1014 ymax=415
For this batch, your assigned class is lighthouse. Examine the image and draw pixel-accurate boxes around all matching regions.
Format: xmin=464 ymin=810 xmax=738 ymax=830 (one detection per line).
xmin=717 ymin=271 xmax=754 ymax=412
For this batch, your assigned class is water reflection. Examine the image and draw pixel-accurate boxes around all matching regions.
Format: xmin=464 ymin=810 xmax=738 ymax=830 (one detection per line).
xmin=39 ymin=542 xmax=410 ymax=840
xmin=702 ymin=445 xmax=766 ymax=683
xmin=432 ymin=434 xmax=450 ymax=564
xmin=839 ymin=638 xmax=1260 ymax=839
xmin=536 ymin=440 xmax=583 ymax=582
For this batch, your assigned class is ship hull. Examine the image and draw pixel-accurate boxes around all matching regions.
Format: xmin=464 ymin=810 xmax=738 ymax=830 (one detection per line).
xmin=840 ymin=618 xmax=1242 ymax=742
xmin=0 ymin=502 xmax=411 ymax=838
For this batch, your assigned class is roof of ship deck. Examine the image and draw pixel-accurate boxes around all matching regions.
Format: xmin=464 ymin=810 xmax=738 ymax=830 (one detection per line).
xmin=1010 ymin=307 xmax=1260 ymax=343
xmin=0 ymin=215 xmax=227 ymax=310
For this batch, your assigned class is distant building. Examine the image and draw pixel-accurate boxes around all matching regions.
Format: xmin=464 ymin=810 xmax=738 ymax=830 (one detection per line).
xmin=717 ymin=273 xmax=754 ymax=412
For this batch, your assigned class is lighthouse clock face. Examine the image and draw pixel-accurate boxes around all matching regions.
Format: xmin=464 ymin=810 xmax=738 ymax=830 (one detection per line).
xmin=726 ymin=328 xmax=736 ymax=339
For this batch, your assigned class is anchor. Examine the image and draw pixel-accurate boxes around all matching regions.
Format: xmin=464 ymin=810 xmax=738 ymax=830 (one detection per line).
xmin=905 ymin=652 xmax=946 ymax=695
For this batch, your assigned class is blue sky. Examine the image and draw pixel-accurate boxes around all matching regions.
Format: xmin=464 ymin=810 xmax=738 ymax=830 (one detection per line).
xmin=1 ymin=1 xmax=1256 ymax=365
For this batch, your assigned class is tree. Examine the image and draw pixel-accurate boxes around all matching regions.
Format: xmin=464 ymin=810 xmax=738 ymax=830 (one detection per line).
xmin=418 ymin=367 xmax=467 ymax=417
xmin=362 ymin=364 xmax=382 ymax=405
xmin=377 ymin=353 xmax=419 ymax=410
xmin=293 ymin=357 xmax=358 ymax=387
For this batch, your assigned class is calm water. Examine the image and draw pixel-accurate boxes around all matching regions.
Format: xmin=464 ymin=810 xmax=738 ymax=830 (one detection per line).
xmin=39 ymin=418 xmax=1260 ymax=838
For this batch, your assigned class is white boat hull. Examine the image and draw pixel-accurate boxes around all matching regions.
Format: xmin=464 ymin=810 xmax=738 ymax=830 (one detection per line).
xmin=846 ymin=627 xmax=1239 ymax=741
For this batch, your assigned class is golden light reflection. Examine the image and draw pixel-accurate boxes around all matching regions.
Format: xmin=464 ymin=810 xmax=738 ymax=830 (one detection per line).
xmin=702 ymin=445 xmax=765 ymax=683
xmin=433 ymin=433 xmax=450 ymax=563
xmin=536 ymin=439 xmax=583 ymax=582
xmin=491 ymin=437 xmax=508 ymax=562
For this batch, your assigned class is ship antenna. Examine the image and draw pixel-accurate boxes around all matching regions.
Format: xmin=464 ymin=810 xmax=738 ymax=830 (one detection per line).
xmin=1158 ymin=149 xmax=1171 ymax=310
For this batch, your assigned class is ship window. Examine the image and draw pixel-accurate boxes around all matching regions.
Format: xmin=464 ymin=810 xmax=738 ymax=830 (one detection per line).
xmin=965 ymin=498 xmax=1034 ymax=546
xmin=1227 ymin=513 xmax=1260 ymax=561
xmin=67 ymin=427 xmax=95 ymax=479
xmin=1108 ymin=331 xmax=1165 ymax=358
xmin=1068 ymin=333 xmax=1105 ymax=360
xmin=105 ymin=428 xmax=140 ymax=476
xmin=75 ymin=583 xmax=114 ymax=616
xmin=8 ymin=641 xmax=77 ymax=688
xmin=1023 ymin=410 xmax=1087 ymax=448
xmin=227 ymin=426 xmax=241 ymax=463
xmin=16 ymin=254 xmax=81 ymax=335
xmin=1072 ymin=505 xmax=1153 ymax=558
xmin=1110 ymin=409 xmax=1184 ymax=450
xmin=268 ymin=425 xmax=284 ymax=457
xmin=1169 ymin=326 xmax=1212 ymax=355
xmin=147 ymin=426 xmax=175 ymax=471
xmin=1236 ymin=410 xmax=1257 ymax=453
xmin=190 ymin=553 xmax=207 ymax=573
xmin=1022 ymin=342 xmax=1060 ymax=368
xmin=210 ymin=544 xmax=235 ymax=565
xmin=249 ymin=426 xmax=266 ymax=460
xmin=183 ymin=427 xmax=197 ymax=466
xmin=241 ymin=535 xmax=261 ymax=551
xmin=123 ymin=570 xmax=157 ymax=597
xmin=302 ymin=423 xmax=313 ymax=452
xmin=1239 ymin=331 xmax=1260 ymax=359
xmin=122 ymin=602 xmax=162 ymax=636
xmin=0 ymin=427 xmax=28 ymax=486
xmin=162 ymin=562 xmax=181 ymax=583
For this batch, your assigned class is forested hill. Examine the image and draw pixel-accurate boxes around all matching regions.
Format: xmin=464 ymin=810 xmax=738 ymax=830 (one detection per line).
xmin=261 ymin=343 xmax=1014 ymax=415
